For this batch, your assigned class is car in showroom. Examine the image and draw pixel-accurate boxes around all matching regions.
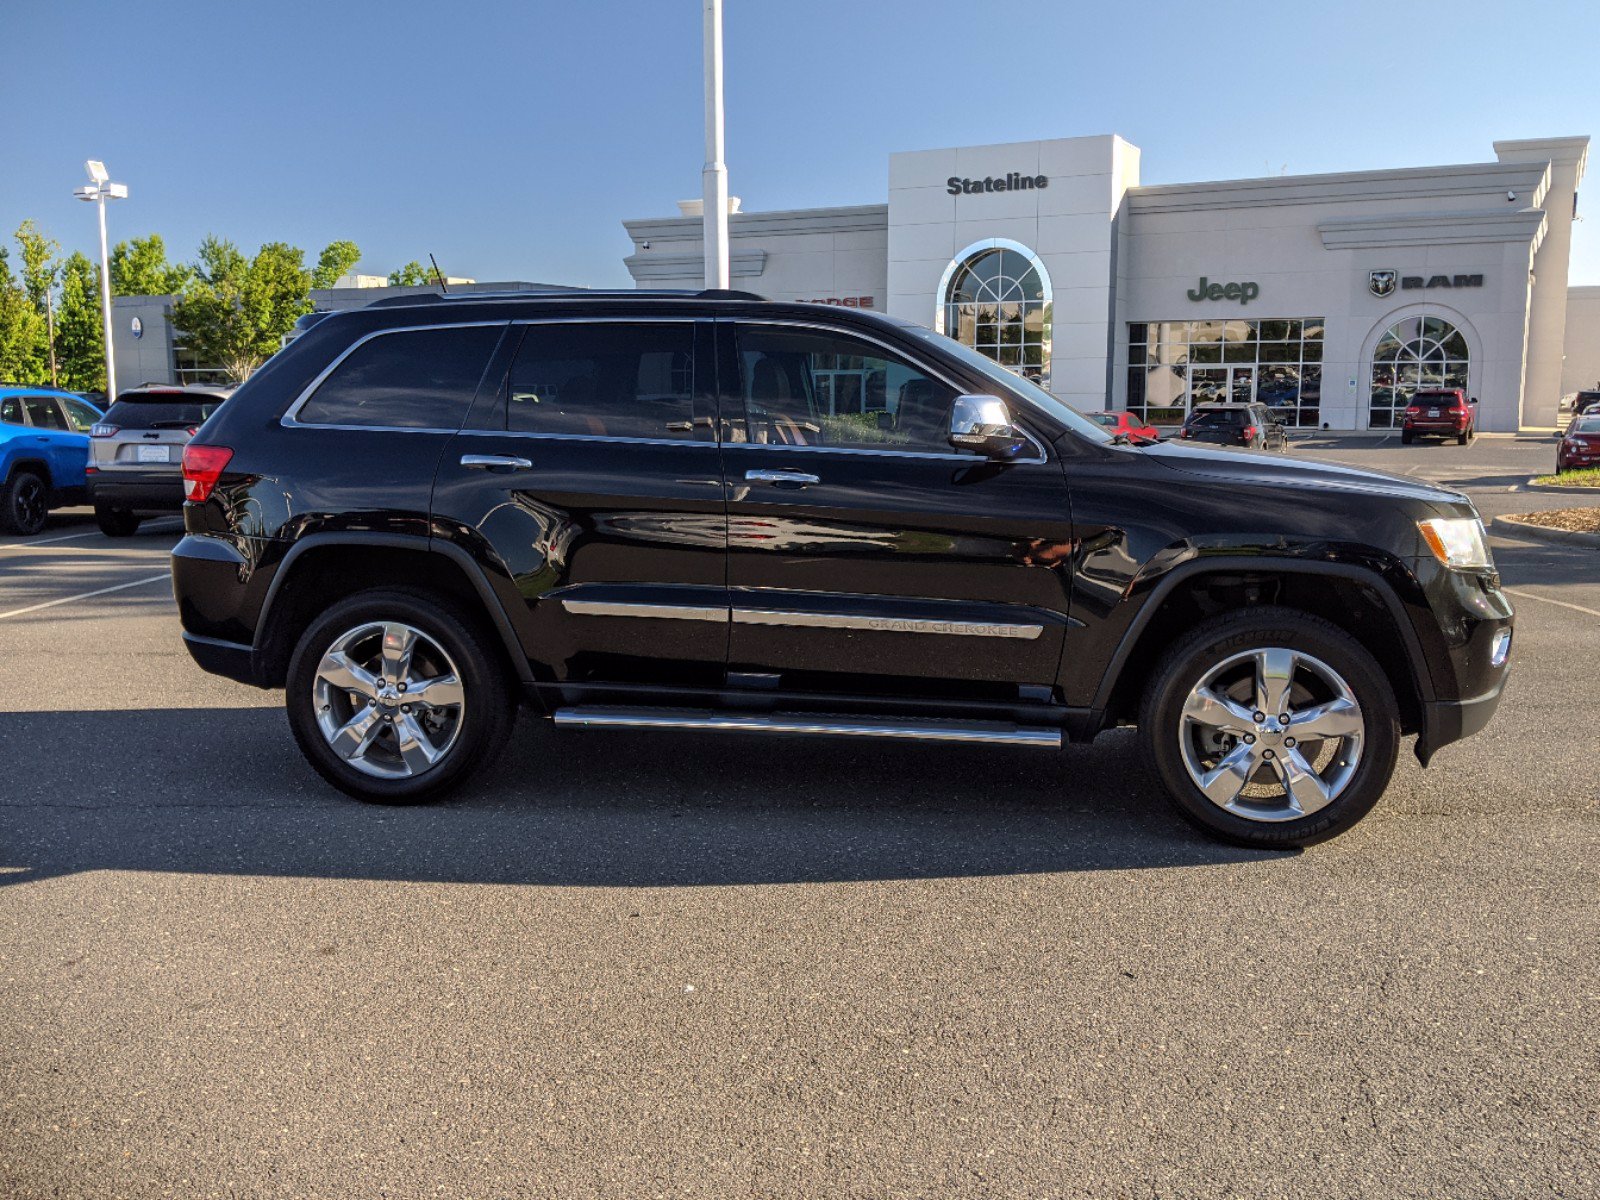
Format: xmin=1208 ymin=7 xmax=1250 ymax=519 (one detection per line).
xmin=1401 ymin=388 xmax=1477 ymax=445
xmin=1571 ymin=390 xmax=1600 ymax=420
xmin=1088 ymin=409 xmax=1161 ymax=443
xmin=1556 ymin=413 xmax=1600 ymax=473
xmin=0 ymin=386 xmax=104 ymax=535
xmin=170 ymin=291 xmax=1512 ymax=848
xmin=88 ymin=383 xmax=232 ymax=535
xmin=1176 ymin=402 xmax=1289 ymax=451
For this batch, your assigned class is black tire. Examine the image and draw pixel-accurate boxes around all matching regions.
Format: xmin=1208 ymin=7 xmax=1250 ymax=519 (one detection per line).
xmin=0 ymin=469 xmax=48 ymax=536
xmin=1457 ymin=430 xmax=1470 ymax=446
xmin=1139 ymin=605 xmax=1401 ymax=848
xmin=285 ymin=587 xmax=517 ymax=804
xmin=1400 ymin=430 xmax=1414 ymax=445
xmin=94 ymin=504 xmax=142 ymax=537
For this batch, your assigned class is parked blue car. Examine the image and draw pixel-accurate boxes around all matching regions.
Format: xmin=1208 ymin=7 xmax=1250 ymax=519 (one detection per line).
xmin=1 ymin=387 xmax=106 ymax=535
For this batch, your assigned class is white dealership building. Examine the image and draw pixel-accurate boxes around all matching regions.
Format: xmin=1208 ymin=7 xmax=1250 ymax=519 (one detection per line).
xmin=623 ymin=133 xmax=1593 ymax=432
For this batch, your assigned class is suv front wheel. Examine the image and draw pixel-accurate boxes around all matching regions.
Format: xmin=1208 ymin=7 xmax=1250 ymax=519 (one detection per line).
xmin=1140 ymin=606 xmax=1400 ymax=847
xmin=286 ymin=589 xmax=516 ymax=803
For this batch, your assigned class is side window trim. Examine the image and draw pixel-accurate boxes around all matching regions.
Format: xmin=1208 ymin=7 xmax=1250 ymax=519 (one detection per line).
xmin=722 ymin=318 xmax=1050 ymax=464
xmin=281 ymin=320 xmax=510 ymax=433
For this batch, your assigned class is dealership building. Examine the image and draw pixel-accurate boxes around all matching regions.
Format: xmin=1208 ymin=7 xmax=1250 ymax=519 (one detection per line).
xmin=623 ymin=133 xmax=1592 ymax=432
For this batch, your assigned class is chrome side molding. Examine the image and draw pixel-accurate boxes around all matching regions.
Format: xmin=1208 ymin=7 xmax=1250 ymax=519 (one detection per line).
xmin=731 ymin=608 xmax=1042 ymax=639
xmin=561 ymin=599 xmax=727 ymax=622
xmin=552 ymin=706 xmax=1061 ymax=747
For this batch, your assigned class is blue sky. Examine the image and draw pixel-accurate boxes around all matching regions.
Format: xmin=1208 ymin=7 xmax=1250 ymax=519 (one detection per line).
xmin=3 ymin=0 xmax=1597 ymax=286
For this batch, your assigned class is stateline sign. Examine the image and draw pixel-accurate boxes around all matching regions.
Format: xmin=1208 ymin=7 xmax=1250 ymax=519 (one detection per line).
xmin=1186 ymin=277 xmax=1261 ymax=305
xmin=947 ymin=173 xmax=1049 ymax=195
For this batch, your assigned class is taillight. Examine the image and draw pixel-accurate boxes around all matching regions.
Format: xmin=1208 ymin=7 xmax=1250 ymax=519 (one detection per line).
xmin=185 ymin=426 xmax=199 ymax=438
xmin=89 ymin=423 xmax=117 ymax=438
xmin=182 ymin=443 xmax=234 ymax=502
xmin=1242 ymin=425 xmax=1257 ymax=439
xmin=1179 ymin=428 xmax=1192 ymax=438
xmin=1405 ymin=406 xmax=1421 ymax=416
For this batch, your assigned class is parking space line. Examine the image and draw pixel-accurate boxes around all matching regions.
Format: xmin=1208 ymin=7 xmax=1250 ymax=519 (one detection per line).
xmin=1504 ymin=587 xmax=1600 ymax=620
xmin=0 ymin=573 xmax=171 ymax=621
xmin=0 ymin=519 xmax=183 ymax=551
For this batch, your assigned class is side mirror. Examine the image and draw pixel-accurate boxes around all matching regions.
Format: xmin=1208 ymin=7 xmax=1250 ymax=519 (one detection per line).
xmin=948 ymin=395 xmax=1027 ymax=459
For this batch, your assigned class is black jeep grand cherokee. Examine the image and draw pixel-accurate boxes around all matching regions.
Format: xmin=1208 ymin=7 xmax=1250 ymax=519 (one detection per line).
xmin=172 ymin=291 xmax=1512 ymax=847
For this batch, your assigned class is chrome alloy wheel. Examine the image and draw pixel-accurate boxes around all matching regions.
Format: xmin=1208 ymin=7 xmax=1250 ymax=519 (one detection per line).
xmin=312 ymin=621 xmax=466 ymax=779
xmin=1178 ymin=647 xmax=1365 ymax=823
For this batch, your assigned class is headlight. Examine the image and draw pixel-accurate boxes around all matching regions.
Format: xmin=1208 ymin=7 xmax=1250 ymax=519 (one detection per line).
xmin=1418 ymin=517 xmax=1491 ymax=569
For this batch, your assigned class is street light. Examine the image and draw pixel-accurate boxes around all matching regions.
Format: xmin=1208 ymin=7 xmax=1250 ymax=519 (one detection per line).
xmin=701 ymin=0 xmax=729 ymax=290
xmin=74 ymin=159 xmax=127 ymax=402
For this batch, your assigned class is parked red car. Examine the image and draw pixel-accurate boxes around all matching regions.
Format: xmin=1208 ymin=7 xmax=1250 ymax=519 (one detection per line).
xmin=1090 ymin=410 xmax=1161 ymax=443
xmin=1557 ymin=414 xmax=1600 ymax=473
xmin=1401 ymin=388 xmax=1476 ymax=444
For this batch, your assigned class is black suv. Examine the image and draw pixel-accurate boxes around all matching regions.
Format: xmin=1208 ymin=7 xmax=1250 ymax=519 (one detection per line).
xmin=171 ymin=292 xmax=1512 ymax=847
xmin=1178 ymin=402 xmax=1289 ymax=451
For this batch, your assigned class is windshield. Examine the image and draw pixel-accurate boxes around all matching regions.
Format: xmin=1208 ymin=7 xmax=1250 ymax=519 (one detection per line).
xmin=894 ymin=324 xmax=1114 ymax=445
xmin=1573 ymin=417 xmax=1600 ymax=433
xmin=102 ymin=393 xmax=226 ymax=430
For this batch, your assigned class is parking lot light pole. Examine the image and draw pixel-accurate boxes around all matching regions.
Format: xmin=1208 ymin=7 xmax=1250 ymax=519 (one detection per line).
xmin=701 ymin=0 xmax=729 ymax=290
xmin=74 ymin=160 xmax=127 ymax=402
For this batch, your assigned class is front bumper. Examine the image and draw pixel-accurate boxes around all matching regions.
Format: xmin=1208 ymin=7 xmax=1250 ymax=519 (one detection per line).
xmin=1415 ymin=673 xmax=1507 ymax=766
xmin=89 ymin=468 xmax=184 ymax=511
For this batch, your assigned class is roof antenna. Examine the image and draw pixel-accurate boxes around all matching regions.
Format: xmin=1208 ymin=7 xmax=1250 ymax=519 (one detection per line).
xmin=428 ymin=253 xmax=449 ymax=295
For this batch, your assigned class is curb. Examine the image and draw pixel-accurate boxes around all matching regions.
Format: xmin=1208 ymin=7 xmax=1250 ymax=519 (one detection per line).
xmin=1493 ymin=514 xmax=1600 ymax=549
xmin=1525 ymin=480 xmax=1600 ymax=495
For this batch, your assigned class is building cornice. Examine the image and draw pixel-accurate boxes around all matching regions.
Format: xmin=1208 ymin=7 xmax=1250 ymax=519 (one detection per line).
xmin=624 ymin=204 xmax=887 ymax=245
xmin=1316 ymin=208 xmax=1548 ymax=251
xmin=1129 ymin=160 xmax=1550 ymax=214
xmin=624 ymin=249 xmax=767 ymax=282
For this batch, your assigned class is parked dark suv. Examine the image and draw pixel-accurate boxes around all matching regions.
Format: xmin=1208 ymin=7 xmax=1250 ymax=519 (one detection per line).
xmin=1177 ymin=402 xmax=1289 ymax=451
xmin=171 ymin=291 xmax=1512 ymax=847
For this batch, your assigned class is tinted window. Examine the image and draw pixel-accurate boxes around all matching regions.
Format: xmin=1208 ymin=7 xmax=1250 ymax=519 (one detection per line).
xmin=103 ymin=392 xmax=227 ymax=430
xmin=502 ymin=322 xmax=698 ymax=440
xmin=297 ymin=325 xmax=502 ymax=429
xmin=1 ymin=396 xmax=22 ymax=426
xmin=1189 ymin=408 xmax=1243 ymax=427
xmin=23 ymin=396 xmax=68 ymax=430
xmin=733 ymin=325 xmax=958 ymax=453
xmin=60 ymin=396 xmax=102 ymax=431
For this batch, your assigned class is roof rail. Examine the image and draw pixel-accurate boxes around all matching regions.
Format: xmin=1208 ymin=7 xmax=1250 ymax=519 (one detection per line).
xmin=363 ymin=287 xmax=769 ymax=309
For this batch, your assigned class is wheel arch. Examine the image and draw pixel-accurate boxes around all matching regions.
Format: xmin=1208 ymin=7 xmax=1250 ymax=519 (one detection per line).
xmin=1094 ymin=557 xmax=1433 ymax=736
xmin=252 ymin=533 xmax=531 ymax=689
xmin=3 ymin=455 xmax=52 ymax=487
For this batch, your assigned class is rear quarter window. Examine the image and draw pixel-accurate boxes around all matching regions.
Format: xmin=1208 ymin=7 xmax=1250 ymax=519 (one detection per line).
xmin=295 ymin=324 xmax=503 ymax=429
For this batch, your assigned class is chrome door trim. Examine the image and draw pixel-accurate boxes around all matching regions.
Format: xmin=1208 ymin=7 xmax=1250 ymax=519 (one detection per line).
xmin=561 ymin=599 xmax=728 ymax=623
xmin=731 ymin=608 xmax=1043 ymax=640
xmin=745 ymin=468 xmax=821 ymax=484
xmin=459 ymin=454 xmax=533 ymax=470
xmin=552 ymin=706 xmax=1062 ymax=747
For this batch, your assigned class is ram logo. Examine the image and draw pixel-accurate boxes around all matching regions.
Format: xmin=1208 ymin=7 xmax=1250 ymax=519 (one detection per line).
xmin=1368 ymin=269 xmax=1398 ymax=298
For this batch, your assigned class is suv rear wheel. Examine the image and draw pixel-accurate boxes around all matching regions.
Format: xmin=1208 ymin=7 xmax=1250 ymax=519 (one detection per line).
xmin=0 ymin=468 xmax=48 ymax=536
xmin=1139 ymin=606 xmax=1400 ymax=848
xmin=94 ymin=504 xmax=141 ymax=537
xmin=285 ymin=588 xmax=516 ymax=803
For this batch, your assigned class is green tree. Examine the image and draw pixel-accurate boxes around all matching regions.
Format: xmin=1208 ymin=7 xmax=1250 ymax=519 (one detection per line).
xmin=173 ymin=236 xmax=313 ymax=381
xmin=55 ymin=252 xmax=104 ymax=392
xmin=0 ymin=247 xmax=49 ymax=384
xmin=387 ymin=260 xmax=433 ymax=286
xmin=311 ymin=240 xmax=362 ymax=290
xmin=110 ymin=233 xmax=191 ymax=296
xmin=15 ymin=220 xmax=60 ymax=312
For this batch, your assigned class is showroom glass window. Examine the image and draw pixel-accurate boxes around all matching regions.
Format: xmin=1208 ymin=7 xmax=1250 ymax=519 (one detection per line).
xmin=1125 ymin=319 xmax=1325 ymax=427
xmin=941 ymin=246 xmax=1052 ymax=386
xmin=1367 ymin=317 xmax=1469 ymax=429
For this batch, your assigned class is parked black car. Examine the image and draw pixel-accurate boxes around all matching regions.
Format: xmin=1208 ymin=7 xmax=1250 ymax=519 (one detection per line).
xmin=171 ymin=291 xmax=1512 ymax=847
xmin=1178 ymin=402 xmax=1289 ymax=451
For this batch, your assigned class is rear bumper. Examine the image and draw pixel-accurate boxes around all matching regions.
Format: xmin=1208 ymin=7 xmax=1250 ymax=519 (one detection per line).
xmin=1402 ymin=420 xmax=1469 ymax=435
xmin=89 ymin=469 xmax=184 ymax=510
xmin=181 ymin=631 xmax=258 ymax=685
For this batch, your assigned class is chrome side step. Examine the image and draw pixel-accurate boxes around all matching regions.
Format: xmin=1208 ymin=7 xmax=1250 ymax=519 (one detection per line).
xmin=551 ymin=706 xmax=1061 ymax=748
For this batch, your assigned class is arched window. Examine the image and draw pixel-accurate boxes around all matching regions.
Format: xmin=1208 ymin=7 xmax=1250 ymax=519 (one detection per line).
xmin=1368 ymin=316 xmax=1470 ymax=429
xmin=937 ymin=240 xmax=1052 ymax=385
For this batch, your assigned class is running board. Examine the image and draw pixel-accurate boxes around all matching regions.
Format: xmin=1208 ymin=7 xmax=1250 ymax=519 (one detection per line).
xmin=551 ymin=706 xmax=1061 ymax=747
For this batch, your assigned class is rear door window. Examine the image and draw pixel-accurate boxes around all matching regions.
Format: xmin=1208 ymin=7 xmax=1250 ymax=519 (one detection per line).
xmin=60 ymin=396 xmax=102 ymax=432
xmin=296 ymin=324 xmax=503 ymax=429
xmin=23 ymin=396 xmax=69 ymax=430
xmin=500 ymin=321 xmax=703 ymax=440
xmin=103 ymin=392 xmax=226 ymax=430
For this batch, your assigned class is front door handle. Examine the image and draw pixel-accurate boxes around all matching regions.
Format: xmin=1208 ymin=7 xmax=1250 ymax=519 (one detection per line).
xmin=745 ymin=468 xmax=820 ymax=486
xmin=460 ymin=454 xmax=533 ymax=471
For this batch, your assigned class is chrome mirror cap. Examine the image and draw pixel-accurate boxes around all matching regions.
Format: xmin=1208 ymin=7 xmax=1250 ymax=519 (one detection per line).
xmin=948 ymin=395 xmax=1026 ymax=460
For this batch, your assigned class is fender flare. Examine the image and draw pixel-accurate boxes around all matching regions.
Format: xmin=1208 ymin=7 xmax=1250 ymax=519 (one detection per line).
xmin=1088 ymin=555 xmax=1436 ymax=713
xmin=253 ymin=531 xmax=533 ymax=685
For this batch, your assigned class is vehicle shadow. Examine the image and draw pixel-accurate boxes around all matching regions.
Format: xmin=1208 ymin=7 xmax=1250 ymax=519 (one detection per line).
xmin=0 ymin=707 xmax=1275 ymax=889
xmin=1490 ymin=535 xmax=1600 ymax=588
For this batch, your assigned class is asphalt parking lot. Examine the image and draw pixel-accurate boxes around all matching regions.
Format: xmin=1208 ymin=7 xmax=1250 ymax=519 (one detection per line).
xmin=1 ymin=435 xmax=1596 ymax=1199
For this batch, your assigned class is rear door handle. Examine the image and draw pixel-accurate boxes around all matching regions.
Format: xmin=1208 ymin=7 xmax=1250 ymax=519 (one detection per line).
xmin=745 ymin=468 xmax=820 ymax=486
xmin=460 ymin=454 xmax=532 ymax=471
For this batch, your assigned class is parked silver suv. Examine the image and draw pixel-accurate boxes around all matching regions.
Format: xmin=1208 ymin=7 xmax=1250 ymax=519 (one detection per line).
xmin=89 ymin=384 xmax=232 ymax=536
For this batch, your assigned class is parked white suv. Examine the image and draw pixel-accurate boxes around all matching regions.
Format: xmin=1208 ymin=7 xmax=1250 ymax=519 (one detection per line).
xmin=88 ymin=384 xmax=232 ymax=536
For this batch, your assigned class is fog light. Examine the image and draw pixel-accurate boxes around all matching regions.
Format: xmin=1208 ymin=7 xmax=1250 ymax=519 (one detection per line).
xmin=1490 ymin=628 xmax=1512 ymax=668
